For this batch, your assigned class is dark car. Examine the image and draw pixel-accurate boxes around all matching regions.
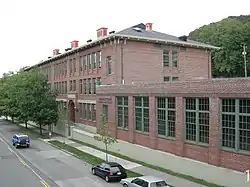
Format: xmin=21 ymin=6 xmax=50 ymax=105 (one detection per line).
xmin=12 ymin=134 xmax=30 ymax=148
xmin=91 ymin=162 xmax=127 ymax=182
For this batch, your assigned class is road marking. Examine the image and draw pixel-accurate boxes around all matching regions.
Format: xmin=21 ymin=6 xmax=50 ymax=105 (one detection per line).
xmin=40 ymin=180 xmax=50 ymax=187
xmin=0 ymin=133 xmax=50 ymax=187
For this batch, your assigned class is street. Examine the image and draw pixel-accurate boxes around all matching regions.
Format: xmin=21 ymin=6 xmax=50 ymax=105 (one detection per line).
xmin=0 ymin=119 xmax=121 ymax=187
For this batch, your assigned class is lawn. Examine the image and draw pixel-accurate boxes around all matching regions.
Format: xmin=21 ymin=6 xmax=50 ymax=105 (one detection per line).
xmin=48 ymin=140 xmax=141 ymax=178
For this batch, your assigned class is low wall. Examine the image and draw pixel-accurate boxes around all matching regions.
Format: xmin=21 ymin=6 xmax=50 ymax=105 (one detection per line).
xmin=71 ymin=126 xmax=245 ymax=187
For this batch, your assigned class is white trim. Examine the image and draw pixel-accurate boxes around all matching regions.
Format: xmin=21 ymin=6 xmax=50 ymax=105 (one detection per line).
xmin=56 ymin=98 xmax=67 ymax=102
xmin=77 ymin=99 xmax=96 ymax=104
xmin=67 ymin=94 xmax=75 ymax=99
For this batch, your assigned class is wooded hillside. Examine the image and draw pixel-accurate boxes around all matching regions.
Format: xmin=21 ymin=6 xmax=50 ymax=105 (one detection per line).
xmin=189 ymin=15 xmax=250 ymax=77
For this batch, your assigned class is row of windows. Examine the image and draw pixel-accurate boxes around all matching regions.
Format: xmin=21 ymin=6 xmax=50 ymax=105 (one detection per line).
xmin=79 ymin=51 xmax=102 ymax=72
xmin=115 ymin=97 xmax=250 ymax=152
xmin=54 ymin=81 xmax=67 ymax=94
xmin=79 ymin=77 xmax=102 ymax=94
xmin=79 ymin=103 xmax=96 ymax=121
xmin=164 ymin=76 xmax=179 ymax=82
xmin=54 ymin=77 xmax=102 ymax=94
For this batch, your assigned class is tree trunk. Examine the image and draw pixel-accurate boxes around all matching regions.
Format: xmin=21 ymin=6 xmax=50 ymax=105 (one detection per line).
xmin=25 ymin=121 xmax=28 ymax=128
xmin=39 ymin=124 xmax=42 ymax=135
xmin=105 ymin=144 xmax=108 ymax=162
xmin=11 ymin=117 xmax=14 ymax=123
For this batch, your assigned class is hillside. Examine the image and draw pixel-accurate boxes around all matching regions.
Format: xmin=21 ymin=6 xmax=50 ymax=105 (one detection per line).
xmin=188 ymin=15 xmax=250 ymax=77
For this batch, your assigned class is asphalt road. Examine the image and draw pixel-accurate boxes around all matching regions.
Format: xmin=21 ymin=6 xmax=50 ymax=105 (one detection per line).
xmin=0 ymin=119 xmax=122 ymax=187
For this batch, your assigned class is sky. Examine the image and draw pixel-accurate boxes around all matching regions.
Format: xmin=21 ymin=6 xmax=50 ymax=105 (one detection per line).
xmin=0 ymin=0 xmax=249 ymax=76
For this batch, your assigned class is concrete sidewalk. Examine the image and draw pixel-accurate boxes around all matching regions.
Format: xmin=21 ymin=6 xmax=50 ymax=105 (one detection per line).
xmin=44 ymin=136 xmax=206 ymax=187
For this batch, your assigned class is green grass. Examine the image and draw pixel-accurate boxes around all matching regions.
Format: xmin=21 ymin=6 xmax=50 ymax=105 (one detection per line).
xmin=48 ymin=140 xmax=141 ymax=178
xmin=71 ymin=139 xmax=226 ymax=187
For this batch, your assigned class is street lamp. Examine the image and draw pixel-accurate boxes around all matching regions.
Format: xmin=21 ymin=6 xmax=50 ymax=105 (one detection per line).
xmin=242 ymin=44 xmax=248 ymax=77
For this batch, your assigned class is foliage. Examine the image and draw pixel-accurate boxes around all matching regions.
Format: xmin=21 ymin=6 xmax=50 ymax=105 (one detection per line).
xmin=189 ymin=15 xmax=250 ymax=77
xmin=94 ymin=113 xmax=117 ymax=162
xmin=0 ymin=70 xmax=58 ymax=135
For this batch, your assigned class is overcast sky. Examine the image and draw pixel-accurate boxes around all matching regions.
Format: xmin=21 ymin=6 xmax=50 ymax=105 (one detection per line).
xmin=0 ymin=0 xmax=249 ymax=76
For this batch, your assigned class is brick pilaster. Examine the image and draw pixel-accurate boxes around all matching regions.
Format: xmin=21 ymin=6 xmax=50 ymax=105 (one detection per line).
xmin=149 ymin=96 xmax=157 ymax=149
xmin=128 ymin=96 xmax=135 ymax=143
xmin=175 ymin=96 xmax=184 ymax=156
xmin=208 ymin=97 xmax=221 ymax=166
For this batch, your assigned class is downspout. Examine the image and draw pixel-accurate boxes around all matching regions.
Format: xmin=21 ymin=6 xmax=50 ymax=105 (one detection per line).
xmin=120 ymin=40 xmax=124 ymax=84
xmin=208 ymin=49 xmax=211 ymax=79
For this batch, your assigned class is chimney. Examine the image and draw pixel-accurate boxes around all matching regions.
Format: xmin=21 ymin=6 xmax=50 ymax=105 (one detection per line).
xmin=145 ymin=23 xmax=153 ymax=31
xmin=97 ymin=27 xmax=108 ymax=39
xmin=53 ymin=49 xmax=59 ymax=56
xmin=71 ymin=40 xmax=79 ymax=48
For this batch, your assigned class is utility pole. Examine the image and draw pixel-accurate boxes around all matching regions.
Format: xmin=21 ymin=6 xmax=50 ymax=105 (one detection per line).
xmin=242 ymin=44 xmax=248 ymax=77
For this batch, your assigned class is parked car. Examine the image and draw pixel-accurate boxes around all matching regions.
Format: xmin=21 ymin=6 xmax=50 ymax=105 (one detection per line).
xmin=12 ymin=134 xmax=30 ymax=148
xmin=91 ymin=162 xmax=127 ymax=182
xmin=120 ymin=176 xmax=170 ymax=187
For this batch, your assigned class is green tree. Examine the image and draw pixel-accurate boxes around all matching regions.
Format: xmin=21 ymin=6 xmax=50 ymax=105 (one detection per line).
xmin=189 ymin=16 xmax=250 ymax=77
xmin=94 ymin=113 xmax=117 ymax=162
xmin=27 ymin=71 xmax=58 ymax=135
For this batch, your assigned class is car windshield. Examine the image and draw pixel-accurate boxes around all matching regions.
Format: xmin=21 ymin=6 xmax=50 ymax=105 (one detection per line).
xmin=110 ymin=166 xmax=120 ymax=172
xmin=150 ymin=180 xmax=168 ymax=187
xmin=19 ymin=136 xmax=28 ymax=140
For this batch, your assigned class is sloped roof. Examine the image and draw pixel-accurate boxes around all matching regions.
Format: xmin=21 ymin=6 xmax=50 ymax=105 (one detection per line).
xmin=116 ymin=23 xmax=218 ymax=49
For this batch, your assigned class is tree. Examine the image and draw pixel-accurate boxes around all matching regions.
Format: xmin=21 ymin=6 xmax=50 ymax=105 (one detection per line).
xmin=56 ymin=101 xmax=68 ymax=136
xmin=189 ymin=15 xmax=250 ymax=77
xmin=0 ymin=69 xmax=58 ymax=135
xmin=27 ymin=71 xmax=58 ymax=135
xmin=94 ymin=114 xmax=117 ymax=162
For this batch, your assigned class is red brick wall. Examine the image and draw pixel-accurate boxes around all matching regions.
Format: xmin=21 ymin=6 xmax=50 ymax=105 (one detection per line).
xmin=96 ymin=79 xmax=250 ymax=172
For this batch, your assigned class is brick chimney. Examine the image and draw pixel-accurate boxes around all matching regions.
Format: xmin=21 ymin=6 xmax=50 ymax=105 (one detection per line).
xmin=145 ymin=23 xmax=153 ymax=31
xmin=71 ymin=40 xmax=79 ymax=48
xmin=53 ymin=49 xmax=59 ymax=56
xmin=97 ymin=27 xmax=108 ymax=39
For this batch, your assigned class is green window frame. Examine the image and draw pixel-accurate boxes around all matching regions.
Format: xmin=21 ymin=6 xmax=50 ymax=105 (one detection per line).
xmin=221 ymin=99 xmax=250 ymax=152
xmin=88 ymin=78 xmax=91 ymax=94
xmin=92 ymin=78 xmax=96 ymax=94
xmin=88 ymin=54 xmax=91 ymax=70
xmin=163 ymin=50 xmax=170 ymax=67
xmin=134 ymin=97 xmax=149 ymax=133
xmin=83 ymin=79 xmax=87 ymax=94
xmin=117 ymin=96 xmax=129 ymax=129
xmin=106 ymin=56 xmax=112 ymax=75
xmin=83 ymin=55 xmax=87 ymax=70
xmin=79 ymin=79 xmax=82 ymax=94
xmin=92 ymin=53 xmax=96 ymax=69
xmin=103 ymin=105 xmax=108 ymax=123
xmin=185 ymin=98 xmax=209 ymax=144
xmin=157 ymin=97 xmax=176 ymax=137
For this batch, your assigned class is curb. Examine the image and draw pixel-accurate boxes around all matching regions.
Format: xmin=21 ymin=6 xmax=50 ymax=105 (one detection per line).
xmin=43 ymin=140 xmax=91 ymax=167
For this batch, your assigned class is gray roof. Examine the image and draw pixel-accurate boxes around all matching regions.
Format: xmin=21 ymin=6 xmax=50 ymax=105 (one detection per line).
xmin=138 ymin=175 xmax=166 ymax=182
xmin=115 ymin=23 xmax=218 ymax=49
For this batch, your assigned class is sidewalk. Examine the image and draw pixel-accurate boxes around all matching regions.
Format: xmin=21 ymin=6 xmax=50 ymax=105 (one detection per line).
xmin=43 ymin=136 xmax=206 ymax=187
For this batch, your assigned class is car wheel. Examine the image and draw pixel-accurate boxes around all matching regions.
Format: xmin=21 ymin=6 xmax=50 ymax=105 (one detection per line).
xmin=123 ymin=184 xmax=128 ymax=187
xmin=105 ymin=176 xmax=109 ymax=182
xmin=15 ymin=144 xmax=18 ymax=149
xmin=92 ymin=169 xmax=96 ymax=175
xmin=26 ymin=144 xmax=30 ymax=148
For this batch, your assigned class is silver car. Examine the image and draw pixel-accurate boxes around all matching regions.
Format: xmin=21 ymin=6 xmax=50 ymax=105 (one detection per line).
xmin=120 ymin=176 xmax=170 ymax=187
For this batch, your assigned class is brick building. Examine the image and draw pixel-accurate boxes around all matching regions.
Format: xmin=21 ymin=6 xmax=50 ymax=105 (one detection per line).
xmin=96 ymin=79 xmax=250 ymax=172
xmin=25 ymin=23 xmax=250 ymax=172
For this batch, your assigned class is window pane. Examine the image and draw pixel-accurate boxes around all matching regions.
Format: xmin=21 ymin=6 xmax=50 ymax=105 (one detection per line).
xmin=186 ymin=98 xmax=196 ymax=110
xmin=239 ymin=115 xmax=250 ymax=151
xmin=135 ymin=108 xmax=142 ymax=131
xmin=222 ymin=99 xmax=235 ymax=113
xmin=221 ymin=114 xmax=235 ymax=148
xmin=199 ymin=113 xmax=209 ymax=143
xmin=185 ymin=111 xmax=196 ymax=141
